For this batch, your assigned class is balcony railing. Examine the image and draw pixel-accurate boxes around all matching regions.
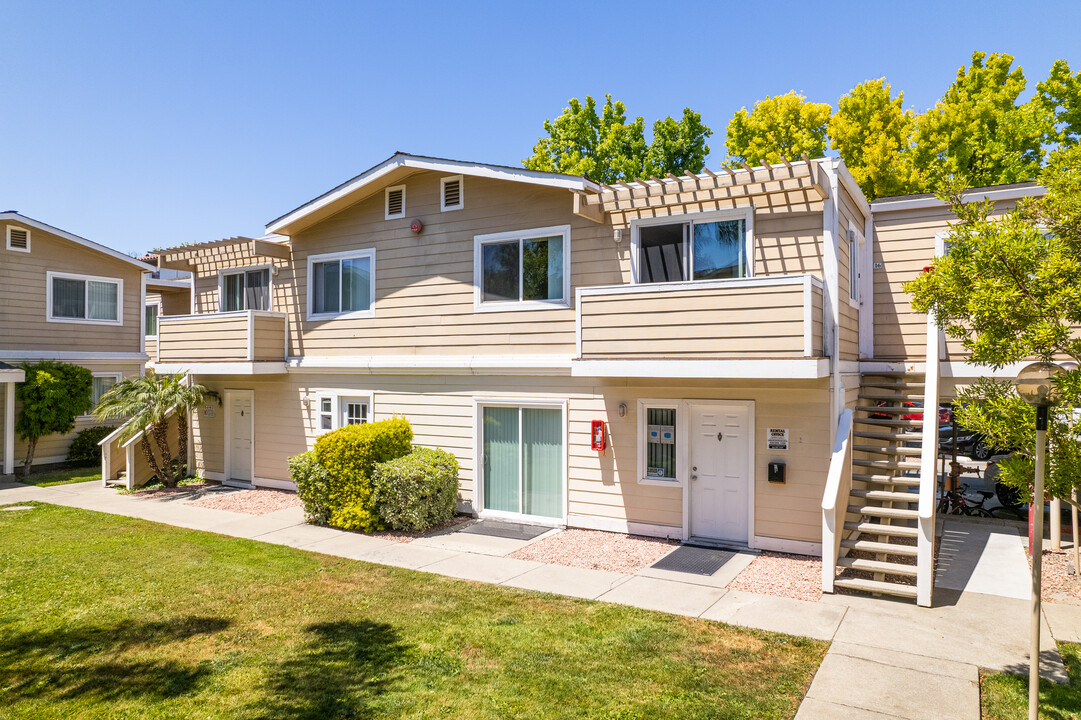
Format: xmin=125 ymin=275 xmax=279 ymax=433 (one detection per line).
xmin=576 ymin=274 xmax=824 ymax=360
xmin=156 ymin=310 xmax=288 ymax=365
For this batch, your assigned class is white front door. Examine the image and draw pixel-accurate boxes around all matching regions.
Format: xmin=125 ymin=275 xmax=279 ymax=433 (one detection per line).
xmin=688 ymin=403 xmax=751 ymax=544
xmin=227 ymin=391 xmax=253 ymax=484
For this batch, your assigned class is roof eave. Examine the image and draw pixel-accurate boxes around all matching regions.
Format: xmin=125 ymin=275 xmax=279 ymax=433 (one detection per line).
xmin=0 ymin=212 xmax=151 ymax=272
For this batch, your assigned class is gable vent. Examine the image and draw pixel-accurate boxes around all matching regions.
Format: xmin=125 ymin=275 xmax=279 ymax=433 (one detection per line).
xmin=385 ymin=186 xmax=405 ymax=219
xmin=7 ymin=226 xmax=29 ymax=251
xmin=442 ymin=177 xmax=462 ymax=210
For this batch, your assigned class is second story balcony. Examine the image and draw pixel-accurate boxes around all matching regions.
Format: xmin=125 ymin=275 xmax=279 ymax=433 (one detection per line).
xmin=153 ymin=310 xmax=288 ymax=373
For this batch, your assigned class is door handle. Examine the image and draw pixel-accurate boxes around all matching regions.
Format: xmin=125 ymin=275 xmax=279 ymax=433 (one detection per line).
xmin=691 ymin=474 xmax=698 ymax=481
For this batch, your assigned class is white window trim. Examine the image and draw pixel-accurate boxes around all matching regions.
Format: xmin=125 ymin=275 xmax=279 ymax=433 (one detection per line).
xmin=339 ymin=395 xmax=371 ymax=427
xmin=6 ymin=225 xmax=30 ymax=253
xmin=385 ymin=184 xmax=406 ymax=220
xmin=440 ymin=175 xmax=464 ymax=212
xmin=46 ymin=271 xmax=124 ymax=326
xmin=629 ymin=205 xmax=755 ymax=284
xmin=144 ymin=300 xmax=161 ymax=339
xmin=473 ymin=224 xmax=572 ymax=313
xmin=311 ymin=390 xmax=374 ymax=436
xmin=847 ymin=220 xmax=861 ymax=308
xmin=81 ymin=371 xmax=124 ymax=420
xmin=637 ymin=399 xmax=685 ymax=487
xmin=306 ymin=249 xmax=377 ymax=321
xmin=217 ymin=263 xmax=273 ymax=313
xmin=472 ymin=397 xmax=568 ymax=526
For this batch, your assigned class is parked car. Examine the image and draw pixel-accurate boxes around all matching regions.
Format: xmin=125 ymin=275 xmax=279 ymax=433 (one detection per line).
xmin=938 ymin=425 xmax=1008 ymax=461
xmin=871 ymin=400 xmax=951 ymax=424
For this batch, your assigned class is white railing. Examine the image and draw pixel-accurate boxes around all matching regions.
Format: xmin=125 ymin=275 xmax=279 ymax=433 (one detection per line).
xmin=821 ymin=407 xmax=854 ymax=593
xmin=916 ymin=312 xmax=941 ymax=607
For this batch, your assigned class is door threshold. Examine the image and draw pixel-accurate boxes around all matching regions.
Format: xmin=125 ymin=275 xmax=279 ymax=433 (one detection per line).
xmin=222 ymin=480 xmax=255 ymax=489
xmin=684 ymin=536 xmax=759 ymax=554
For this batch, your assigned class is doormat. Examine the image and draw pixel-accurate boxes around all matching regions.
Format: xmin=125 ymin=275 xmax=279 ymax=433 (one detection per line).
xmin=650 ymin=546 xmax=737 ymax=576
xmin=459 ymin=520 xmax=551 ymax=541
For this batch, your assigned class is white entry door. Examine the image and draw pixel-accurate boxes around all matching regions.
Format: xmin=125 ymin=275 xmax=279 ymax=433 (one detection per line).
xmin=226 ymin=391 xmax=253 ymax=484
xmin=688 ymin=403 xmax=751 ymax=545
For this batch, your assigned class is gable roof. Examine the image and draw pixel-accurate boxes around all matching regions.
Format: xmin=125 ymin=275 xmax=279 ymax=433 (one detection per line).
xmin=0 ymin=212 xmax=151 ymax=272
xmin=265 ymin=152 xmax=602 ymax=237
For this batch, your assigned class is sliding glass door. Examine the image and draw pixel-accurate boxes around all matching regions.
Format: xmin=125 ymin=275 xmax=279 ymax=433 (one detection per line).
xmin=482 ymin=405 xmax=563 ymax=519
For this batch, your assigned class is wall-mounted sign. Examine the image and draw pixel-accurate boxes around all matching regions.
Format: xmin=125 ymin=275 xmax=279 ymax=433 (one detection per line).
xmin=873 ymin=261 xmax=884 ymax=270
xmin=203 ymin=404 xmax=216 ymax=418
xmin=767 ymin=428 xmax=789 ymax=451
xmin=648 ymin=425 xmax=675 ymax=445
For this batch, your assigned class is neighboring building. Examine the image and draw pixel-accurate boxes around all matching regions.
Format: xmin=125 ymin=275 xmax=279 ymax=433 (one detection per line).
xmin=139 ymin=254 xmax=192 ymax=363
xmin=0 ymin=212 xmax=150 ymax=475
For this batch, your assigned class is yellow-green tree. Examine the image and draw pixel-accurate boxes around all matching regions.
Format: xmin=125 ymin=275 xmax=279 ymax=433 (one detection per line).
xmin=724 ymin=91 xmax=831 ymax=165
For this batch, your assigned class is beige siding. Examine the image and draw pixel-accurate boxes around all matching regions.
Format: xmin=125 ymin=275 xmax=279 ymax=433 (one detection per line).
xmin=837 ymin=183 xmax=867 ymax=360
xmin=579 ymin=283 xmax=816 ymax=359
xmin=191 ymin=373 xmax=831 ymax=545
xmin=145 ymin=336 xmax=158 ymax=362
xmin=159 ymin=314 xmax=248 ymax=362
xmin=253 ymin=314 xmax=287 ymax=361
xmin=0 ymin=223 xmax=145 ymax=353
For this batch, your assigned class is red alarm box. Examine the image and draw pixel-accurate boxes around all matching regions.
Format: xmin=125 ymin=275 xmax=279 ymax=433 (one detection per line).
xmin=591 ymin=420 xmax=606 ymax=450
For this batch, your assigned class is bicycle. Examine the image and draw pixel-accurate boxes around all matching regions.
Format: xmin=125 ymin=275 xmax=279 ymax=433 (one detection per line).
xmin=938 ymin=483 xmax=995 ymax=517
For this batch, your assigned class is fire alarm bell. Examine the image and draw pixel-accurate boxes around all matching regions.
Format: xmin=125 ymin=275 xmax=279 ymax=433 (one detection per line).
xmin=591 ymin=420 xmax=606 ymax=451
xmin=410 ymin=219 xmax=424 ymax=234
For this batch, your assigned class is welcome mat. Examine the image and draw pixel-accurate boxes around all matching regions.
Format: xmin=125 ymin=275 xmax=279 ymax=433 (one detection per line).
xmin=459 ymin=520 xmax=551 ymax=541
xmin=650 ymin=546 xmax=737 ymax=576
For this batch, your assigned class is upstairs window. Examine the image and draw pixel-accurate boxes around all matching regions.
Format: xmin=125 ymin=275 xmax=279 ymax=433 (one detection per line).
xmin=6 ymin=226 xmax=29 ymax=252
xmin=441 ymin=176 xmax=463 ymax=211
xmin=474 ymin=225 xmax=570 ymax=311
xmin=848 ymin=228 xmax=861 ymax=302
xmin=48 ymin=272 xmax=122 ymax=325
xmin=220 ymin=267 xmax=271 ymax=312
xmin=145 ymin=303 xmax=159 ymax=337
xmin=308 ymin=249 xmax=375 ymax=319
xmin=385 ymin=185 xmax=406 ymax=220
xmin=633 ymin=209 xmax=753 ymax=284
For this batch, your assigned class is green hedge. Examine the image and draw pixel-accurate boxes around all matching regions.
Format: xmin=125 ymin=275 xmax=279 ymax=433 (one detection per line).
xmin=310 ymin=418 xmax=413 ymax=531
xmin=289 ymin=451 xmax=332 ymax=525
xmin=373 ymin=447 xmax=460 ymax=532
xmin=66 ymin=426 xmax=117 ymax=465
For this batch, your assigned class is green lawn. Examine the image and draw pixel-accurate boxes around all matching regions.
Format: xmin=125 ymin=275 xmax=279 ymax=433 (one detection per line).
xmin=982 ymin=643 xmax=1081 ymax=719
xmin=0 ymin=503 xmax=825 ymax=719
xmin=15 ymin=465 xmax=99 ymax=487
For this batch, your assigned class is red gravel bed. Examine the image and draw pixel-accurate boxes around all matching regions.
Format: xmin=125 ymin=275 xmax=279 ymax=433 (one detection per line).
xmin=370 ymin=514 xmax=475 ymax=544
xmin=507 ymin=528 xmax=679 ymax=574
xmin=1032 ymin=549 xmax=1081 ymax=605
xmin=186 ymin=489 xmax=303 ymax=515
xmin=727 ymin=551 xmax=823 ymax=602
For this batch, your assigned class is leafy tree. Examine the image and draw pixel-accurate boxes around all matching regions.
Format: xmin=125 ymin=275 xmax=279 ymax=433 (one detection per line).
xmin=828 ymin=79 xmax=922 ymax=198
xmin=1035 ymin=59 xmax=1081 ymax=148
xmin=95 ymin=373 xmax=219 ymax=487
xmin=15 ymin=361 xmax=93 ymax=477
xmin=524 ymin=94 xmax=710 ymax=183
xmin=912 ymin=51 xmax=1052 ymax=189
xmin=724 ymin=91 xmax=831 ymax=165
xmin=904 ymin=145 xmax=1081 ymax=501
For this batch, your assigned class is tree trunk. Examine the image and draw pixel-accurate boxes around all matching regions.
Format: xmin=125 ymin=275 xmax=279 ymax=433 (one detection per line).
xmin=176 ymin=410 xmax=189 ymax=480
xmin=151 ymin=421 xmax=176 ymax=487
xmin=139 ymin=435 xmax=164 ymax=484
xmin=21 ymin=436 xmax=37 ymax=478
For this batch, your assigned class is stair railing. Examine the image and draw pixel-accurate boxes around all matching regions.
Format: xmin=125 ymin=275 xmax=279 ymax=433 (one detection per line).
xmin=821 ymin=407 xmax=854 ymax=593
xmin=916 ymin=312 xmax=941 ymax=607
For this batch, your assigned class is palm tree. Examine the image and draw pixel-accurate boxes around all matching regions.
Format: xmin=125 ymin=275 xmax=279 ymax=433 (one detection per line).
xmin=95 ymin=373 xmax=219 ymax=487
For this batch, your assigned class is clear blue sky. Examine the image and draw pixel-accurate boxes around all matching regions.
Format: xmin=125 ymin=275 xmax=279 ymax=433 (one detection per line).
xmin=2 ymin=0 xmax=1079 ymax=255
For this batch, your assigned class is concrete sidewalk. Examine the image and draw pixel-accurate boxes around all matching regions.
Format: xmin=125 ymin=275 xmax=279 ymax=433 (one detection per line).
xmin=3 ymin=480 xmax=1079 ymax=720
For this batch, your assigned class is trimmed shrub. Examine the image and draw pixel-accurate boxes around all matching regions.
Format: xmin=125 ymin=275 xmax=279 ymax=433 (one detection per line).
xmin=66 ymin=425 xmax=117 ymax=465
xmin=373 ymin=447 xmax=461 ymax=532
xmin=288 ymin=451 xmax=332 ymax=524
xmin=313 ymin=418 xmax=413 ymax=532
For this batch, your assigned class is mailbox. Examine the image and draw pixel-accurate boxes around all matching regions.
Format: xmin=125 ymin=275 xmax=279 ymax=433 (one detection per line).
xmin=768 ymin=461 xmax=786 ymax=484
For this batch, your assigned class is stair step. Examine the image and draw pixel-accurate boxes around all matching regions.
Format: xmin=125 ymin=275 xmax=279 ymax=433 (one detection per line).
xmin=858 ymin=393 xmax=920 ymax=400
xmin=853 ymin=431 xmax=924 ymax=442
xmin=844 ymin=521 xmax=919 ymax=537
xmin=852 ymin=418 xmax=924 ymax=428
xmin=848 ymin=504 xmax=919 ymax=520
xmin=833 ymin=576 xmax=918 ymax=598
xmin=837 ymin=556 xmax=918 ymax=576
xmin=856 ymin=405 xmax=920 ymax=414
xmin=852 ymin=473 xmax=920 ymax=486
xmin=851 ymin=488 xmax=921 ymax=502
xmin=853 ymin=444 xmax=921 ymax=456
xmin=862 ymin=382 xmax=926 ymax=390
xmin=840 ymin=538 xmax=918 ymax=556
xmin=853 ymin=459 xmax=922 ymax=471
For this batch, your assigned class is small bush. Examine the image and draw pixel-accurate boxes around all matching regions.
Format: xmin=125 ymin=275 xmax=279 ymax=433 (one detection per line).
xmin=289 ymin=451 xmax=332 ymax=524
xmin=313 ymin=418 xmax=413 ymax=532
xmin=66 ymin=426 xmax=117 ymax=465
xmin=373 ymin=447 xmax=461 ymax=532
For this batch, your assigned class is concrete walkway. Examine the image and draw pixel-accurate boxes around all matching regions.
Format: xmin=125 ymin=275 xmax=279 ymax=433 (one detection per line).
xmin=3 ymin=480 xmax=1079 ymax=719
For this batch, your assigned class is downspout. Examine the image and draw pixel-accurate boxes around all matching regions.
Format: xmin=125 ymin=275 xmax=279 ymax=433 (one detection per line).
xmin=822 ymin=160 xmax=843 ymax=445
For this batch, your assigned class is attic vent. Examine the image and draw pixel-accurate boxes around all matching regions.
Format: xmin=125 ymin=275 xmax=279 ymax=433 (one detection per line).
xmin=385 ymin=185 xmax=406 ymax=219
xmin=6 ymin=226 xmax=29 ymax=252
xmin=441 ymin=176 xmax=463 ymax=211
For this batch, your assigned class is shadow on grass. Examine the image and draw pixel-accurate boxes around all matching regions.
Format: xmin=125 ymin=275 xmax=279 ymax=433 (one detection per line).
xmin=244 ymin=620 xmax=408 ymax=720
xmin=989 ymin=644 xmax=1081 ymax=719
xmin=0 ymin=615 xmax=230 ymax=703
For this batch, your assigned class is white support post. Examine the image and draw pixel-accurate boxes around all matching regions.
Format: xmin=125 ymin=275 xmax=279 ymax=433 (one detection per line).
xmin=3 ymin=381 xmax=14 ymax=476
xmin=125 ymin=444 xmax=136 ymax=491
xmin=821 ymin=408 xmax=854 ymax=594
xmin=1051 ymin=497 xmax=1062 ymax=550
xmin=916 ymin=312 xmax=941 ymax=607
xmin=246 ymin=310 xmax=255 ymax=362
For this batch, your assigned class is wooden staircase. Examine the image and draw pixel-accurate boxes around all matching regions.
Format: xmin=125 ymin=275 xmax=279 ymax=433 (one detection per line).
xmin=832 ymin=371 xmax=928 ymax=600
